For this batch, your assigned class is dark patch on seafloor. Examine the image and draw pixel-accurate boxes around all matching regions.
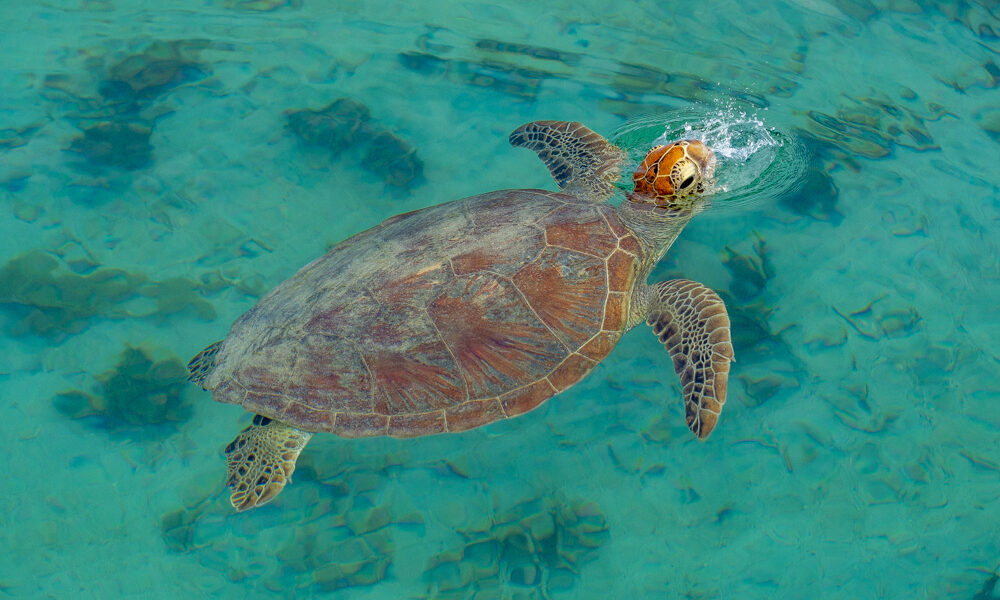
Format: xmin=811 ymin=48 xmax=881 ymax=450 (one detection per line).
xmin=362 ymin=130 xmax=425 ymax=189
xmin=161 ymin=447 xmax=419 ymax=592
xmin=99 ymin=40 xmax=209 ymax=109
xmin=721 ymin=231 xmax=774 ymax=302
xmin=935 ymin=58 xmax=999 ymax=94
xmin=285 ymin=97 xmax=424 ymax=191
xmin=224 ymin=0 xmax=302 ymax=10
xmin=718 ymin=232 xmax=807 ymax=413
xmin=45 ymin=40 xmax=210 ymax=175
xmin=0 ymin=124 xmax=43 ymax=150
xmin=398 ymin=50 xmax=552 ymax=103
xmin=66 ymin=121 xmax=153 ymax=170
xmin=286 ymin=98 xmax=374 ymax=155
xmin=53 ymin=345 xmax=192 ymax=437
xmin=0 ymin=250 xmax=215 ymax=342
xmin=657 ymin=231 xmax=792 ymax=367
xmin=973 ymin=572 xmax=999 ymax=600
xmin=977 ymin=106 xmax=1000 ymax=145
xmin=419 ymin=493 xmax=608 ymax=599
xmin=778 ymin=134 xmax=843 ymax=224
xmin=397 ymin=27 xmax=778 ymax=109
xmin=798 ymin=87 xmax=951 ymax=171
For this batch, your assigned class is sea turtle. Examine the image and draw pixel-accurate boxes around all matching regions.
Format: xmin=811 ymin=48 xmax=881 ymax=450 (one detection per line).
xmin=188 ymin=121 xmax=734 ymax=511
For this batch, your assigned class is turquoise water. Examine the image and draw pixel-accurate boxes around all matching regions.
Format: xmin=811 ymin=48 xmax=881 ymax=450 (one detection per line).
xmin=1 ymin=0 xmax=999 ymax=597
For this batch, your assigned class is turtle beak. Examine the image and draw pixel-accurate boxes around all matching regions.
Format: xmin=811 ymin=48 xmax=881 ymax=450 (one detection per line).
xmin=685 ymin=140 xmax=716 ymax=189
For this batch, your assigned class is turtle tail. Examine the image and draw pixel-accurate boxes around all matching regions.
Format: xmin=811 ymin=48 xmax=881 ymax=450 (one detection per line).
xmin=187 ymin=340 xmax=223 ymax=390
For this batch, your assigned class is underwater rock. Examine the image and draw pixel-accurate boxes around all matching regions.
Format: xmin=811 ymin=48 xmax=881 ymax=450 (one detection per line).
xmin=398 ymin=51 xmax=548 ymax=101
xmin=286 ymin=98 xmax=425 ymax=190
xmin=53 ymin=345 xmax=192 ymax=435
xmin=44 ymin=40 xmax=209 ymax=179
xmin=977 ymin=106 xmax=1000 ymax=145
xmin=778 ymin=160 xmax=842 ymax=224
xmin=398 ymin=52 xmax=448 ymax=77
xmin=41 ymin=40 xmax=209 ymax=185
xmin=802 ymin=90 xmax=947 ymax=166
xmin=397 ymin=28 xmax=569 ymax=100
xmin=804 ymin=110 xmax=892 ymax=160
xmin=67 ymin=121 xmax=153 ymax=170
xmin=717 ymin=292 xmax=795 ymax=366
xmin=291 ymin=528 xmax=392 ymax=592
xmin=402 ymin=27 xmax=798 ymax=105
xmin=0 ymin=123 xmax=42 ymax=150
xmin=973 ymin=571 xmax=998 ymax=600
xmin=459 ymin=60 xmax=549 ymax=99
xmin=738 ymin=372 xmax=799 ymax=408
xmin=225 ymin=0 xmax=302 ymax=9
xmin=286 ymin=98 xmax=374 ymax=154
xmin=0 ymin=250 xmax=215 ymax=340
xmin=827 ymin=386 xmax=897 ymax=435
xmin=12 ymin=202 xmax=41 ymax=222
xmin=935 ymin=59 xmax=999 ymax=94
xmin=832 ymin=298 xmax=922 ymax=341
xmin=721 ymin=232 xmax=774 ymax=300
xmin=0 ymin=250 xmax=142 ymax=338
xmin=611 ymin=61 xmax=768 ymax=108
xmin=99 ymin=40 xmax=208 ymax=108
xmin=161 ymin=447 xmax=408 ymax=592
xmin=475 ymin=38 xmax=581 ymax=66
xmin=403 ymin=29 xmax=769 ymax=106
xmin=362 ymin=130 xmax=425 ymax=189
xmin=420 ymin=493 xmax=608 ymax=599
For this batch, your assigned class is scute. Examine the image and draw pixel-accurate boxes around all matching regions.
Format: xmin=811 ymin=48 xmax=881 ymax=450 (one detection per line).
xmin=206 ymin=189 xmax=644 ymax=435
xmin=429 ymin=272 xmax=566 ymax=399
xmin=286 ymin=333 xmax=372 ymax=414
xmin=512 ymin=247 xmax=607 ymax=349
xmin=540 ymin=205 xmax=619 ymax=257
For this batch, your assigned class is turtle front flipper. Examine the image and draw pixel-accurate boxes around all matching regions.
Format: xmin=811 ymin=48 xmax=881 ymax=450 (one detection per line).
xmin=225 ymin=415 xmax=313 ymax=512
xmin=644 ymin=280 xmax=734 ymax=439
xmin=509 ymin=120 xmax=626 ymax=202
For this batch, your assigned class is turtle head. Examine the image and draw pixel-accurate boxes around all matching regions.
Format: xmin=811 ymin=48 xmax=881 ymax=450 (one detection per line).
xmin=628 ymin=140 xmax=716 ymax=210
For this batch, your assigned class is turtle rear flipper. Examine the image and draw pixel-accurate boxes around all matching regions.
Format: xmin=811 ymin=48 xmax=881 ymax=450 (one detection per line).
xmin=225 ymin=415 xmax=313 ymax=512
xmin=643 ymin=279 xmax=734 ymax=439
xmin=187 ymin=340 xmax=222 ymax=389
xmin=509 ymin=120 xmax=626 ymax=202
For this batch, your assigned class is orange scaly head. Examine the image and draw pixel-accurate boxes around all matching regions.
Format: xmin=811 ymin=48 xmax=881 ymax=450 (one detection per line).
xmin=630 ymin=140 xmax=716 ymax=210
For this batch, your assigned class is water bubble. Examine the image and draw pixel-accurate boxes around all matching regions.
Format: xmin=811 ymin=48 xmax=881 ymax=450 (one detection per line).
xmin=611 ymin=105 xmax=807 ymax=212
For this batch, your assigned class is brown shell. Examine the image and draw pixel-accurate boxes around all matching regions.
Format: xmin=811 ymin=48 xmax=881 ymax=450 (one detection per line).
xmin=206 ymin=190 xmax=645 ymax=436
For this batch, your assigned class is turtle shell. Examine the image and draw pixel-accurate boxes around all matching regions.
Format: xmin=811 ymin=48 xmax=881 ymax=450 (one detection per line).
xmin=206 ymin=189 xmax=645 ymax=437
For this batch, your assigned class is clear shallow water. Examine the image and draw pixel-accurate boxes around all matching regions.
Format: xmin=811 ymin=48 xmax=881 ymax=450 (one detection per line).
xmin=1 ymin=1 xmax=999 ymax=598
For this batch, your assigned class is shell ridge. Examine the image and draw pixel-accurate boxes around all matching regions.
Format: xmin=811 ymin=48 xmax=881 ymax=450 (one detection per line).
xmin=423 ymin=292 xmax=473 ymax=405
xmin=427 ymin=272 xmax=566 ymax=400
xmin=531 ymin=201 xmax=571 ymax=226
xmin=348 ymin=338 xmax=377 ymax=413
xmin=540 ymin=241 xmax=606 ymax=260
xmin=506 ymin=270 xmax=575 ymax=356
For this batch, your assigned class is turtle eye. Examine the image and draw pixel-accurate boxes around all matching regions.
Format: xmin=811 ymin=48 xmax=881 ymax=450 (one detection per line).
xmin=680 ymin=175 xmax=695 ymax=189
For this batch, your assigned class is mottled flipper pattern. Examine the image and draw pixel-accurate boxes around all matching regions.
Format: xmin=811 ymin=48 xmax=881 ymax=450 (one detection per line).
xmin=187 ymin=340 xmax=222 ymax=389
xmin=645 ymin=280 xmax=733 ymax=439
xmin=509 ymin=120 xmax=626 ymax=202
xmin=225 ymin=415 xmax=313 ymax=512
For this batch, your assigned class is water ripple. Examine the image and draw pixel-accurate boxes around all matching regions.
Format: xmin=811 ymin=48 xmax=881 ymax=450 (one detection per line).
xmin=611 ymin=106 xmax=807 ymax=212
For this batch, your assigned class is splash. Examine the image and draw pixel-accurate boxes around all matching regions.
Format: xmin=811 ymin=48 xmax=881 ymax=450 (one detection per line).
xmin=612 ymin=106 xmax=806 ymax=211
